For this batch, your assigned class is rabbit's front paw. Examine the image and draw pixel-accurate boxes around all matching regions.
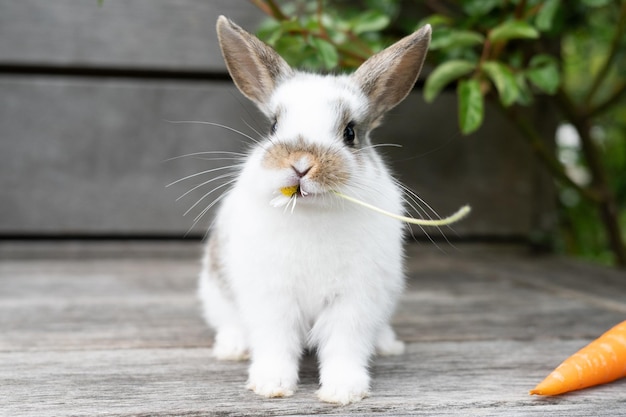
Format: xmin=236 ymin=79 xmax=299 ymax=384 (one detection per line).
xmin=317 ymin=368 xmax=370 ymax=405
xmin=246 ymin=361 xmax=298 ymax=398
xmin=212 ymin=328 xmax=249 ymax=361
xmin=376 ymin=339 xmax=405 ymax=356
xmin=246 ymin=378 xmax=296 ymax=398
xmin=212 ymin=343 xmax=249 ymax=361
xmin=317 ymin=384 xmax=370 ymax=405
xmin=375 ymin=325 xmax=405 ymax=356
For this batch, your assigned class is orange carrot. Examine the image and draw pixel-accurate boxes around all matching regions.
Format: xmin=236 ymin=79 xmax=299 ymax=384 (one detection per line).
xmin=530 ymin=320 xmax=626 ymax=395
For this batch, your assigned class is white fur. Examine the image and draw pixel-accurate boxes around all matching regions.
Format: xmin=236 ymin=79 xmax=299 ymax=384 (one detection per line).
xmin=199 ymin=73 xmax=405 ymax=404
xmin=198 ymin=16 xmax=431 ymax=405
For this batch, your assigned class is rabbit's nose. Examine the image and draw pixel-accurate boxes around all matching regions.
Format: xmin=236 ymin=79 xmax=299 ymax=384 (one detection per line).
xmin=291 ymin=156 xmax=313 ymax=178
xmin=291 ymin=164 xmax=311 ymax=178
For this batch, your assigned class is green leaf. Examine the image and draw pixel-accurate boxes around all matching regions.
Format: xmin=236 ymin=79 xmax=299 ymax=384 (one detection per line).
xmin=514 ymin=73 xmax=534 ymax=106
xmin=364 ymin=0 xmax=399 ymax=16
xmin=462 ymin=0 xmax=500 ymax=16
xmin=535 ymin=0 xmax=560 ymax=32
xmin=256 ymin=19 xmax=283 ymax=46
xmin=489 ymin=20 xmax=540 ymax=42
xmin=274 ymin=36 xmax=309 ymax=68
xmin=326 ymin=26 xmax=347 ymax=45
xmin=526 ymin=54 xmax=560 ymax=94
xmin=279 ymin=19 xmax=303 ymax=33
xmin=304 ymin=18 xmax=322 ymax=32
xmin=581 ymin=0 xmax=611 ymax=6
xmin=457 ymin=79 xmax=484 ymax=135
xmin=309 ymin=37 xmax=339 ymax=70
xmin=321 ymin=12 xmax=350 ymax=33
xmin=349 ymin=10 xmax=390 ymax=35
xmin=424 ymin=60 xmax=477 ymax=102
xmin=430 ymin=29 xmax=485 ymax=51
xmin=481 ymin=61 xmax=519 ymax=106
xmin=415 ymin=14 xmax=452 ymax=29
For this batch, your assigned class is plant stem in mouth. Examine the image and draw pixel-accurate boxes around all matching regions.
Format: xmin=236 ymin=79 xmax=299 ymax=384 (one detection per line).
xmin=332 ymin=191 xmax=471 ymax=226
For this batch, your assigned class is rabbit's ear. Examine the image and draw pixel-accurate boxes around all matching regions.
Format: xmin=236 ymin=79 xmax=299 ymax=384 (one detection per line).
xmin=217 ymin=16 xmax=294 ymax=111
xmin=353 ymin=25 xmax=431 ymax=120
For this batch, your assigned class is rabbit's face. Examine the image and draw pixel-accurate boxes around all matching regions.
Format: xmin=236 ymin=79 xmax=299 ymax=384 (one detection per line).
xmin=216 ymin=16 xmax=430 ymax=209
xmin=255 ymin=74 xmax=370 ymax=206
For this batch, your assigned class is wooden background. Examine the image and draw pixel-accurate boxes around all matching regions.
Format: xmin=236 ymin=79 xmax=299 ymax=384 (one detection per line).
xmin=0 ymin=0 xmax=555 ymax=238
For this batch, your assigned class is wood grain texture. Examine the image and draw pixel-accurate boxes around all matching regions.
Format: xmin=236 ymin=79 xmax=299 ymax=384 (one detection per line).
xmin=1 ymin=242 xmax=625 ymax=416
xmin=0 ymin=77 xmax=261 ymax=235
xmin=0 ymin=0 xmax=263 ymax=71
xmin=0 ymin=77 xmax=549 ymax=237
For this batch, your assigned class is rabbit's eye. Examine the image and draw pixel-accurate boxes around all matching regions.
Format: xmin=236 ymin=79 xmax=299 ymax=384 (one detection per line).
xmin=343 ymin=122 xmax=356 ymax=146
xmin=270 ymin=119 xmax=278 ymax=135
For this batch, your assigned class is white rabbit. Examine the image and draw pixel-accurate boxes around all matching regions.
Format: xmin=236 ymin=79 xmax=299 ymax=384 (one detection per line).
xmin=198 ymin=16 xmax=431 ymax=405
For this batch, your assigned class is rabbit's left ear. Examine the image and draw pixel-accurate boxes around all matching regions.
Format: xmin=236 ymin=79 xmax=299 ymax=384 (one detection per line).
xmin=217 ymin=16 xmax=294 ymax=113
xmin=352 ymin=25 xmax=431 ymax=120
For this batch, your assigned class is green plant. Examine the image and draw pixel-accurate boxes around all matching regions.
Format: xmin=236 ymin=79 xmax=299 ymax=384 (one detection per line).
xmin=251 ymin=0 xmax=626 ymax=267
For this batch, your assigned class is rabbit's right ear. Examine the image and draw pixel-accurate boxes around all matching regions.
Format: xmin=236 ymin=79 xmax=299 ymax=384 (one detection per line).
xmin=217 ymin=16 xmax=294 ymax=112
xmin=352 ymin=25 xmax=431 ymax=121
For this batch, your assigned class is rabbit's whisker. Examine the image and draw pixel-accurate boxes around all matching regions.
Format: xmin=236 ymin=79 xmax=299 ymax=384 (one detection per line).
xmin=399 ymin=194 xmax=442 ymax=250
xmin=176 ymin=172 xmax=239 ymax=202
xmin=397 ymin=182 xmax=441 ymax=220
xmin=165 ymin=120 xmax=262 ymax=145
xmin=356 ymin=143 xmax=403 ymax=152
xmin=186 ymin=180 xmax=237 ymax=218
xmin=185 ymin=189 xmax=232 ymax=238
xmin=398 ymin=183 xmax=459 ymax=250
xmin=166 ymin=165 xmax=240 ymax=188
xmin=398 ymin=182 xmax=460 ymax=241
xmin=242 ymin=118 xmax=265 ymax=141
xmin=164 ymin=151 xmax=246 ymax=162
xmin=348 ymin=178 xmax=448 ymax=251
xmin=190 ymin=157 xmax=246 ymax=162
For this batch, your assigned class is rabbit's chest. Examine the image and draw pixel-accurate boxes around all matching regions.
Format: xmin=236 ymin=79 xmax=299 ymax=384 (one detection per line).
xmin=225 ymin=212 xmax=383 ymax=283
xmin=218 ymin=191 xmax=404 ymax=303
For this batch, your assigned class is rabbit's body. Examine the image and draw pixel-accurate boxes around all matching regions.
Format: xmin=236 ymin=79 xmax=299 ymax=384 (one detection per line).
xmin=199 ymin=16 xmax=431 ymax=404
xmin=201 ymin=164 xmax=405 ymax=350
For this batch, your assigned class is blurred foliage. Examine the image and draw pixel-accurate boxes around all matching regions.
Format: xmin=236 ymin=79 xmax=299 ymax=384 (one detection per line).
xmin=554 ymin=1 xmax=626 ymax=264
xmin=252 ymin=0 xmax=626 ymax=267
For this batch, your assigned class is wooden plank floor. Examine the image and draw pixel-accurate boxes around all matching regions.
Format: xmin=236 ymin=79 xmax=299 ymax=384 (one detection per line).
xmin=1 ymin=241 xmax=626 ymax=416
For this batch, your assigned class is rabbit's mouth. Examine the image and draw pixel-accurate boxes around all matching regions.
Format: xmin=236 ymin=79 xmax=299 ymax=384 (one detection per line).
xmin=280 ymin=184 xmax=312 ymax=199
xmin=280 ymin=185 xmax=300 ymax=198
xmin=279 ymin=184 xmax=311 ymax=199
xmin=270 ymin=184 xmax=323 ymax=209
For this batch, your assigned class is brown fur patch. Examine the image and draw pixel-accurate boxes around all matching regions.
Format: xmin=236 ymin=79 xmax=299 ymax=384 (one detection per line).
xmin=206 ymin=233 xmax=232 ymax=297
xmin=262 ymin=138 xmax=350 ymax=189
xmin=352 ymin=25 xmax=431 ymax=119
xmin=217 ymin=17 xmax=294 ymax=107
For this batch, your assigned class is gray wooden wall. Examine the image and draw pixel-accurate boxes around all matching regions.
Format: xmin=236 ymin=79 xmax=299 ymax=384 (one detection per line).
xmin=0 ymin=0 xmax=555 ymax=239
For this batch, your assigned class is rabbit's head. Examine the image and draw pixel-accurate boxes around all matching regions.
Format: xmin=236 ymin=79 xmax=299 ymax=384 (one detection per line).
xmin=216 ymin=16 xmax=431 ymax=208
